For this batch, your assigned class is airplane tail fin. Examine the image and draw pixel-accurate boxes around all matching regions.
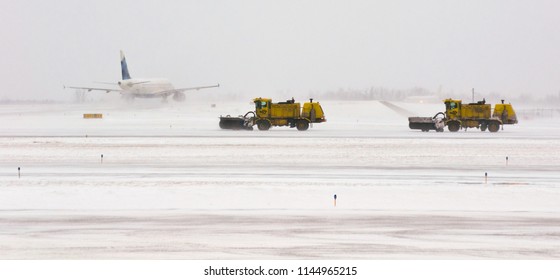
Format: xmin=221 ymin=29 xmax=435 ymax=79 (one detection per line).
xmin=120 ymin=50 xmax=131 ymax=80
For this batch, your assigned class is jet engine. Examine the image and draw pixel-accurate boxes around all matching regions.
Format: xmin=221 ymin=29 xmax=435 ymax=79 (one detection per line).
xmin=173 ymin=92 xmax=186 ymax=102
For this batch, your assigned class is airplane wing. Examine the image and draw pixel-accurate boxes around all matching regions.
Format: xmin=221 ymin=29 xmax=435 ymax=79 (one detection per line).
xmin=151 ymin=84 xmax=220 ymax=97
xmin=174 ymin=83 xmax=220 ymax=92
xmin=64 ymin=85 xmax=121 ymax=93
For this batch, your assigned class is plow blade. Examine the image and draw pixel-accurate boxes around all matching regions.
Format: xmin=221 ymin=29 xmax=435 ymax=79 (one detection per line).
xmin=408 ymin=116 xmax=444 ymax=132
xmin=219 ymin=115 xmax=253 ymax=130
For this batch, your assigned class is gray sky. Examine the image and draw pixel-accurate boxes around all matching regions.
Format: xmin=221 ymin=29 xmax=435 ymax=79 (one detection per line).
xmin=1 ymin=0 xmax=559 ymax=100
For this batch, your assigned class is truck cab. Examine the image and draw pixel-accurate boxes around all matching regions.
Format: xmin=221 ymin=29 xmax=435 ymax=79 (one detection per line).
xmin=254 ymin=98 xmax=271 ymax=118
xmin=444 ymin=99 xmax=461 ymax=119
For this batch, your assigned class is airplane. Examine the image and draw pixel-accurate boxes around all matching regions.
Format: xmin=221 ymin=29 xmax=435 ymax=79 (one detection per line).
xmin=65 ymin=50 xmax=219 ymax=102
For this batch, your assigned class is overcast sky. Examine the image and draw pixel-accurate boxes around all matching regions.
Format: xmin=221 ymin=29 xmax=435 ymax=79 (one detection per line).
xmin=1 ymin=0 xmax=559 ymax=100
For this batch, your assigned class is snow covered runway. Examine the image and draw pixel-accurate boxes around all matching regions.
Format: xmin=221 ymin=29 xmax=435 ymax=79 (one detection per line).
xmin=1 ymin=102 xmax=559 ymax=259
xmin=2 ymin=210 xmax=559 ymax=259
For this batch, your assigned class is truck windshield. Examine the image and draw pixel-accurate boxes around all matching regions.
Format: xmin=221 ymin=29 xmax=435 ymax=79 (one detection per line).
xmin=255 ymin=101 xmax=267 ymax=109
xmin=449 ymin=102 xmax=457 ymax=110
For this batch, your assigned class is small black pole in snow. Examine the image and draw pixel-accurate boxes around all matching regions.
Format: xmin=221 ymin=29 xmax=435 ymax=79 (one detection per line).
xmin=18 ymin=167 xmax=20 ymax=179
xmin=506 ymin=156 xmax=509 ymax=166
xmin=334 ymin=194 xmax=337 ymax=207
xmin=101 ymin=154 xmax=103 ymax=164
xmin=485 ymin=172 xmax=488 ymax=184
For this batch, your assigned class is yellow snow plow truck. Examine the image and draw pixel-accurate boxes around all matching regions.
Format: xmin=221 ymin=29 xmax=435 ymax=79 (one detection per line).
xmin=408 ymin=99 xmax=517 ymax=132
xmin=219 ymin=97 xmax=326 ymax=131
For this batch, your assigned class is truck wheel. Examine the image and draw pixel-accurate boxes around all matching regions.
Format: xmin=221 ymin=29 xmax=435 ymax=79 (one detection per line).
xmin=481 ymin=123 xmax=487 ymax=132
xmin=256 ymin=119 xmax=271 ymax=131
xmin=447 ymin=121 xmax=460 ymax=132
xmin=296 ymin=120 xmax=310 ymax=131
xmin=488 ymin=122 xmax=500 ymax=133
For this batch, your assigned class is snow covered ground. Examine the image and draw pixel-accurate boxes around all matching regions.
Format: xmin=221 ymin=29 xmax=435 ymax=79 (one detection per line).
xmin=1 ymin=99 xmax=559 ymax=259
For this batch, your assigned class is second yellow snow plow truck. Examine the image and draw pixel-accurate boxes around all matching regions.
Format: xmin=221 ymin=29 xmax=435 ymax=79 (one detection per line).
xmin=409 ymin=99 xmax=518 ymax=132
xmin=219 ymin=97 xmax=326 ymax=131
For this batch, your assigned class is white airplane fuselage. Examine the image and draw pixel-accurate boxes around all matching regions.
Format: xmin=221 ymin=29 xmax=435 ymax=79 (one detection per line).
xmin=118 ymin=78 xmax=175 ymax=98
